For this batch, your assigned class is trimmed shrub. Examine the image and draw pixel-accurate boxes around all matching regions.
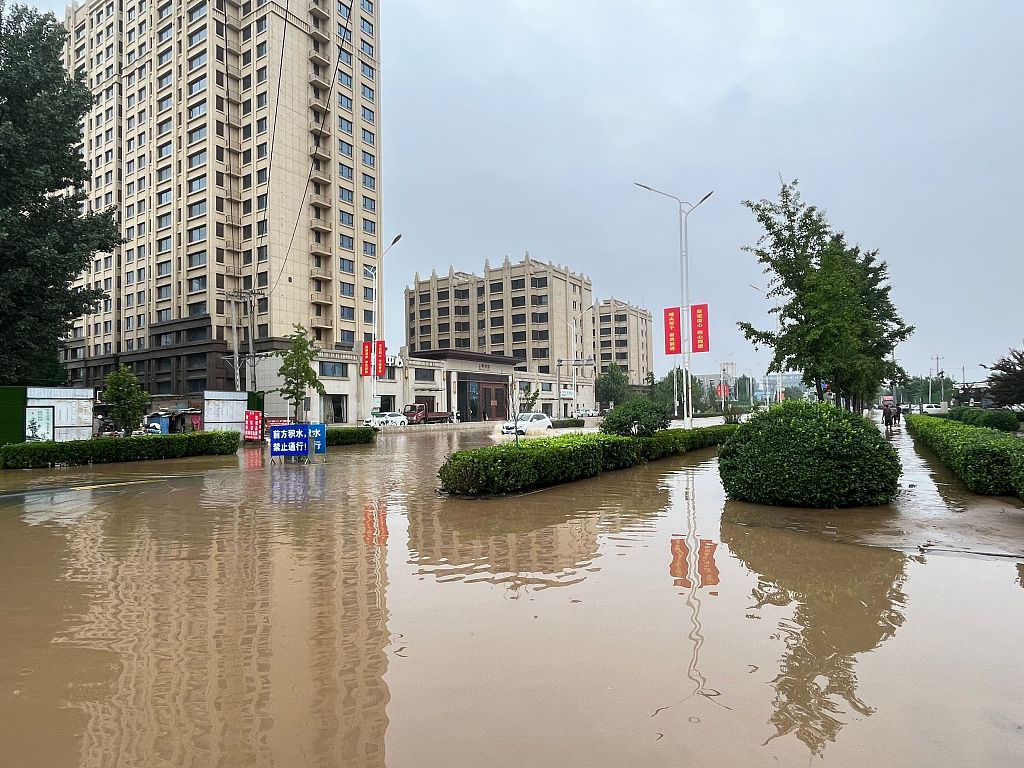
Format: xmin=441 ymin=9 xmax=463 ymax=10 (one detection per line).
xmin=0 ymin=431 xmax=241 ymax=470
xmin=906 ymin=415 xmax=1023 ymax=496
xmin=551 ymin=418 xmax=585 ymax=429
xmin=1011 ymin=450 xmax=1024 ymax=500
xmin=438 ymin=424 xmax=737 ymax=496
xmin=601 ymin=396 xmax=669 ymax=437
xmin=326 ymin=426 xmax=377 ymax=445
xmin=718 ymin=401 xmax=900 ymax=508
xmin=948 ymin=406 xmax=1019 ymax=432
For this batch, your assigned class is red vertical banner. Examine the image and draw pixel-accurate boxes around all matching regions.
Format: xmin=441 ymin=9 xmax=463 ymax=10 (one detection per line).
xmin=360 ymin=340 xmax=373 ymax=377
xmin=691 ymin=303 xmax=709 ymax=353
xmin=375 ymin=340 xmax=386 ymax=377
xmin=664 ymin=307 xmax=682 ymax=355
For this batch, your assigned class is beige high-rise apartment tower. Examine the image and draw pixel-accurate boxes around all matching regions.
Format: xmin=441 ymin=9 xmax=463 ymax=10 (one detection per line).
xmin=62 ymin=0 xmax=383 ymax=408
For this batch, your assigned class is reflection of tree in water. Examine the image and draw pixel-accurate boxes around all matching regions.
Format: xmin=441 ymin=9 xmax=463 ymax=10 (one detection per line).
xmin=721 ymin=503 xmax=908 ymax=757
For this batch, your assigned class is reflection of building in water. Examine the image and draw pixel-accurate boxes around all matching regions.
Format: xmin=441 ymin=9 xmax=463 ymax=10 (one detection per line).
xmin=721 ymin=506 xmax=907 ymax=757
xmin=406 ymin=505 xmax=600 ymax=590
xmin=407 ymin=482 xmax=668 ymax=590
xmin=57 ymin=471 xmax=391 ymax=768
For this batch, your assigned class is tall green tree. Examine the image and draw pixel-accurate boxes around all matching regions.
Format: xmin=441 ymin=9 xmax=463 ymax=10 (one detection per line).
xmin=101 ymin=364 xmax=150 ymax=436
xmin=594 ymin=362 xmax=631 ymax=407
xmin=985 ymin=348 xmax=1024 ymax=406
xmin=0 ymin=5 xmax=120 ymax=385
xmin=737 ymin=180 xmax=913 ymax=410
xmin=275 ymin=325 xmax=326 ymax=422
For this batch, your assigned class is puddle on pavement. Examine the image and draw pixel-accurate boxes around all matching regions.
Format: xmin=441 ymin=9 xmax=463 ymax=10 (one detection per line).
xmin=1 ymin=426 xmax=1022 ymax=767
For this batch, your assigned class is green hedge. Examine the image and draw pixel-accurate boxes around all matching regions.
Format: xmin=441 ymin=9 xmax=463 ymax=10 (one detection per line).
xmin=438 ymin=424 xmax=737 ymax=496
xmin=906 ymin=415 xmax=1024 ymax=496
xmin=719 ymin=401 xmax=900 ymax=508
xmin=551 ymin=419 xmax=585 ymax=428
xmin=0 ymin=431 xmax=241 ymax=469
xmin=326 ymin=426 xmax=377 ymax=445
xmin=947 ymin=406 xmax=1020 ymax=432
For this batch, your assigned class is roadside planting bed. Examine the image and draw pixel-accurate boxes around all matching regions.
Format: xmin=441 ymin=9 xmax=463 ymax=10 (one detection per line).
xmin=906 ymin=415 xmax=1024 ymax=498
xmin=438 ymin=425 xmax=737 ymax=496
xmin=0 ymin=431 xmax=241 ymax=469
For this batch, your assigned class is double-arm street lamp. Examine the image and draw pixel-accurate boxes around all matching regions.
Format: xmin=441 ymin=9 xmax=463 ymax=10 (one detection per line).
xmin=635 ymin=183 xmax=713 ymax=429
xmin=367 ymin=233 xmax=402 ymax=409
xmin=563 ymin=301 xmax=599 ymax=416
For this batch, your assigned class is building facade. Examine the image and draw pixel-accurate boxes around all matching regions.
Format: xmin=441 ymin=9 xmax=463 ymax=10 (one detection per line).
xmin=592 ymin=297 xmax=652 ymax=385
xmin=63 ymin=0 xmax=383 ymax=414
xmin=404 ymin=254 xmax=598 ymax=415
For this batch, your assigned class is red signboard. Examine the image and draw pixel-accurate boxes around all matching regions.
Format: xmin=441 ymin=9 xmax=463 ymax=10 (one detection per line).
xmin=716 ymin=383 xmax=730 ymax=399
xmin=375 ymin=339 xmax=386 ymax=377
xmin=664 ymin=307 xmax=682 ymax=355
xmin=359 ymin=340 xmax=373 ymax=377
xmin=691 ymin=303 xmax=709 ymax=353
xmin=243 ymin=409 xmax=263 ymax=441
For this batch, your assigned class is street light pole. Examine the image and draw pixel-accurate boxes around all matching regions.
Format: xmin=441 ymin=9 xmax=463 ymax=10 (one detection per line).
xmin=635 ymin=183 xmax=713 ymax=429
xmin=369 ymin=233 xmax=402 ymax=410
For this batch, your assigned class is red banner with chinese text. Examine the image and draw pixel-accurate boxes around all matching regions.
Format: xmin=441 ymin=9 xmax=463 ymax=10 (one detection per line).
xmin=243 ymin=409 xmax=263 ymax=441
xmin=375 ymin=340 xmax=386 ymax=377
xmin=664 ymin=307 xmax=682 ymax=355
xmin=691 ymin=303 xmax=709 ymax=353
xmin=360 ymin=340 xmax=373 ymax=377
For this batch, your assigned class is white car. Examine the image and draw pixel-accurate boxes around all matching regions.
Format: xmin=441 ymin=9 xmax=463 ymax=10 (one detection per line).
xmin=501 ymin=412 xmax=554 ymax=435
xmin=919 ymin=403 xmax=946 ymax=415
xmin=362 ymin=412 xmax=408 ymax=427
xmin=580 ymin=409 xmax=600 ymax=417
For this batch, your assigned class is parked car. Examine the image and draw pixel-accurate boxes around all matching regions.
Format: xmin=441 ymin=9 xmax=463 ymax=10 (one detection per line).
xmin=579 ymin=409 xmax=600 ymax=417
xmin=501 ymin=412 xmax=554 ymax=435
xmin=363 ymin=412 xmax=408 ymax=427
xmin=919 ymin=403 xmax=947 ymax=415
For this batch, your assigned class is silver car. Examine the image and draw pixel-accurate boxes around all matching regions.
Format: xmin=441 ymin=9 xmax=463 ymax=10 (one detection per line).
xmin=501 ymin=412 xmax=554 ymax=435
xmin=363 ymin=412 xmax=408 ymax=427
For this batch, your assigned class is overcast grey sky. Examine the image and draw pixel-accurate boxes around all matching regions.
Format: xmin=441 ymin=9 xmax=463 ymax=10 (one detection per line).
xmin=35 ymin=0 xmax=1024 ymax=383
xmin=379 ymin=0 xmax=1024 ymax=383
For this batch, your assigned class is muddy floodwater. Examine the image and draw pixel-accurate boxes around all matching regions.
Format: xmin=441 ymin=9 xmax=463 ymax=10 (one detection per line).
xmin=2 ymin=424 xmax=1023 ymax=767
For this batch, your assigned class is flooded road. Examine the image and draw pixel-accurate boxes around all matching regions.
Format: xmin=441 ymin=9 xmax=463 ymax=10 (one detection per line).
xmin=1 ymin=424 xmax=1023 ymax=767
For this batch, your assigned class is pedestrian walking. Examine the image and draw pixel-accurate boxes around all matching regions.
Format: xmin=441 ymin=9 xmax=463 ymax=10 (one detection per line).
xmin=882 ymin=403 xmax=893 ymax=433
xmin=893 ymin=404 xmax=901 ymax=425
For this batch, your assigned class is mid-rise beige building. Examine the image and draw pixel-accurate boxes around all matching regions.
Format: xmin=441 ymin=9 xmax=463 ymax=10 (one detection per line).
xmin=405 ymin=255 xmax=655 ymax=414
xmin=406 ymin=253 xmax=596 ymax=379
xmin=63 ymin=0 xmax=384 ymax=422
xmin=592 ymin=298 xmax=653 ymax=385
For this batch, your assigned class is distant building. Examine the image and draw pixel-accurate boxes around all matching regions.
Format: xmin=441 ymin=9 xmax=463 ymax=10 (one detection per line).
xmin=592 ymin=298 xmax=653 ymax=386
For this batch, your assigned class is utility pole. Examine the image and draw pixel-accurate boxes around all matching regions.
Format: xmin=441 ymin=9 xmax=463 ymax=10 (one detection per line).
xmin=933 ymin=354 xmax=944 ymax=403
xmin=222 ymin=289 xmax=248 ymax=391
xmin=228 ymin=295 xmax=241 ymax=391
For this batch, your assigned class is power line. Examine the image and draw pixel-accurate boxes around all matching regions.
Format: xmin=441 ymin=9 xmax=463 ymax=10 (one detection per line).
xmin=268 ymin=6 xmax=355 ymax=298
